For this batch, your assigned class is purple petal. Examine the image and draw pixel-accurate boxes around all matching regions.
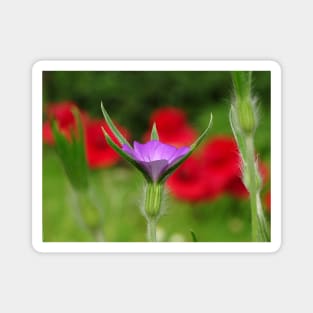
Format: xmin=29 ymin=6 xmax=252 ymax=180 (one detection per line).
xmin=134 ymin=140 xmax=181 ymax=162
xmin=133 ymin=141 xmax=157 ymax=162
xmin=152 ymin=141 xmax=178 ymax=161
xmin=168 ymin=146 xmax=190 ymax=166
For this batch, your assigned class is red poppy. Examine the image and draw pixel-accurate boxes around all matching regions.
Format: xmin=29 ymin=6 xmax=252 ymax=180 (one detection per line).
xmin=168 ymin=135 xmax=270 ymax=203
xmin=85 ymin=119 xmax=130 ymax=168
xmin=202 ymin=136 xmax=241 ymax=186
xmin=167 ymin=136 xmax=240 ymax=202
xmin=167 ymin=156 xmax=224 ymax=202
xmin=225 ymin=176 xmax=249 ymax=198
xmin=43 ymin=101 xmax=89 ymax=144
xmin=144 ymin=107 xmax=198 ymax=146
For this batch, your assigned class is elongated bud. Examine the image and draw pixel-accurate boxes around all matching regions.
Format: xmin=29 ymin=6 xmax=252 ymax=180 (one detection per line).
xmin=237 ymin=99 xmax=256 ymax=134
xmin=52 ymin=108 xmax=89 ymax=191
xmin=144 ymin=183 xmax=163 ymax=219
xmin=232 ymin=71 xmax=257 ymax=135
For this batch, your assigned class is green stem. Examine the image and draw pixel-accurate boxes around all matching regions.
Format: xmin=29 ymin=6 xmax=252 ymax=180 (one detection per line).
xmin=147 ymin=218 xmax=157 ymax=242
xmin=245 ymin=136 xmax=269 ymax=241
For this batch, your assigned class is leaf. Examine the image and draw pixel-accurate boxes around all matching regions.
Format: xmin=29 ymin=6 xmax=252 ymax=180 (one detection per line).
xmin=190 ymin=230 xmax=198 ymax=242
xmin=101 ymin=127 xmax=153 ymax=182
xmin=190 ymin=112 xmax=213 ymax=150
xmin=101 ymin=102 xmax=131 ymax=147
xmin=150 ymin=123 xmax=159 ymax=140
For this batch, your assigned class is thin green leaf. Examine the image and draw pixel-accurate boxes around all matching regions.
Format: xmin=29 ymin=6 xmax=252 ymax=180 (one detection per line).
xmin=190 ymin=230 xmax=198 ymax=242
xmin=101 ymin=127 xmax=153 ymax=182
xmin=190 ymin=113 xmax=213 ymax=150
xmin=150 ymin=123 xmax=159 ymax=140
xmin=101 ymin=102 xmax=131 ymax=147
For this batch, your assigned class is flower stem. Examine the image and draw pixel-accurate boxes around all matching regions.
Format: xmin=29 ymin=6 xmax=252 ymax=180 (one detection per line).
xmin=147 ymin=218 xmax=157 ymax=242
xmin=245 ymin=136 xmax=269 ymax=241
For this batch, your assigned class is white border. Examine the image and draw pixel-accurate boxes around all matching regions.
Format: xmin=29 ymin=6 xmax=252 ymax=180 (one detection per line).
xmin=32 ymin=60 xmax=282 ymax=253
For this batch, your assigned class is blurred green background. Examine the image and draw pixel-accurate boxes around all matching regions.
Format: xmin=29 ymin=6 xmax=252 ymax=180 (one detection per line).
xmin=43 ymin=71 xmax=270 ymax=242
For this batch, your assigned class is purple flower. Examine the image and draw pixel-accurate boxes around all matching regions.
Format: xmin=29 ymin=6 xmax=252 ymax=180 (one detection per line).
xmin=122 ymin=140 xmax=190 ymax=182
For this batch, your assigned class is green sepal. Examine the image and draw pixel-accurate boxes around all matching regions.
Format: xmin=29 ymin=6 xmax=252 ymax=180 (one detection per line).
xmin=158 ymin=113 xmax=213 ymax=183
xmin=150 ymin=123 xmax=159 ymax=140
xmin=101 ymin=102 xmax=131 ymax=147
xmin=101 ymin=127 xmax=153 ymax=182
xmin=190 ymin=113 xmax=213 ymax=151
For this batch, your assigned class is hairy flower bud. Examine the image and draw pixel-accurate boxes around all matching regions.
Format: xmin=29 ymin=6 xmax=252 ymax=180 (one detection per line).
xmin=144 ymin=183 xmax=163 ymax=219
xmin=237 ymin=98 xmax=256 ymax=135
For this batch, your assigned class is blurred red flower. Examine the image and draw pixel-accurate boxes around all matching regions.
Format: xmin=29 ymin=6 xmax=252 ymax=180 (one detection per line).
xmin=167 ymin=137 xmax=236 ymax=202
xmin=85 ymin=119 xmax=130 ymax=168
xmin=168 ymin=135 xmax=270 ymax=203
xmin=167 ymin=156 xmax=224 ymax=202
xmin=144 ymin=107 xmax=197 ymax=146
xmin=202 ymin=136 xmax=241 ymax=187
xmin=43 ymin=101 xmax=89 ymax=144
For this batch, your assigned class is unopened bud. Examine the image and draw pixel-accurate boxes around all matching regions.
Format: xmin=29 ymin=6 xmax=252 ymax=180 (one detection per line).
xmin=237 ymin=99 xmax=256 ymax=135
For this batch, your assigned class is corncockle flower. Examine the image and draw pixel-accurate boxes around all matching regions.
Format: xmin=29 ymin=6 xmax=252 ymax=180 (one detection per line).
xmin=122 ymin=140 xmax=190 ymax=182
xmin=101 ymin=103 xmax=212 ymax=242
